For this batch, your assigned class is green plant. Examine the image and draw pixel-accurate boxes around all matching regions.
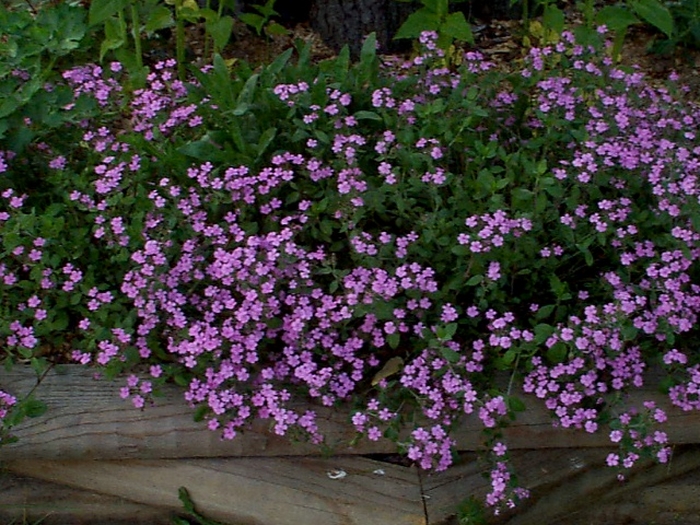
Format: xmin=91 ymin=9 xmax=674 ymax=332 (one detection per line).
xmin=457 ymin=495 xmax=488 ymax=525
xmin=655 ymin=0 xmax=700 ymax=52
xmin=3 ymin=0 xmax=700 ymax=515
xmin=0 ymin=3 xmax=90 ymax=151
xmin=238 ymin=0 xmax=288 ymax=40
xmin=596 ymin=0 xmax=675 ymax=58
xmin=88 ymin=0 xmax=176 ymax=78
xmin=173 ymin=487 xmax=228 ymax=525
xmin=394 ymin=0 xmax=474 ymax=51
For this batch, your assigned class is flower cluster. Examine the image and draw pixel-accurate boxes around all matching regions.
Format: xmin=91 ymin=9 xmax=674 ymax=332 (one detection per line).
xmin=485 ymin=442 xmax=530 ymax=512
xmin=0 ymin=389 xmax=16 ymax=421
xmin=606 ymin=401 xmax=672 ymax=479
xmin=4 ymin=25 xmax=700 ymax=515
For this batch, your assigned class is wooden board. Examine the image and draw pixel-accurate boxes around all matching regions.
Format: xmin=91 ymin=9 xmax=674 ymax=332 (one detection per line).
xmin=6 ymin=448 xmax=700 ymax=525
xmin=0 ymin=470 xmax=172 ymax=524
xmin=3 ymin=365 xmax=700 ymax=460
xmin=5 ymin=456 xmax=426 ymax=525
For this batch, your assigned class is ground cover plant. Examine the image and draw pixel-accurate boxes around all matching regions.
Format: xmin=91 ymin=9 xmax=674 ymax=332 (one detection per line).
xmin=2 ymin=2 xmax=700 ymax=517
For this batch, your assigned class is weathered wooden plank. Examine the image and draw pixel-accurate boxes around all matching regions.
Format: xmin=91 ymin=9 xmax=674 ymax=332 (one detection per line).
xmin=499 ymin=446 xmax=700 ymax=525
xmin=0 ymin=364 xmax=397 ymax=460
xmin=3 ymin=365 xmax=700 ymax=460
xmin=5 ymin=456 xmax=426 ymax=525
xmin=421 ymin=448 xmax=610 ymax=524
xmin=0 ymin=470 xmax=172 ymax=524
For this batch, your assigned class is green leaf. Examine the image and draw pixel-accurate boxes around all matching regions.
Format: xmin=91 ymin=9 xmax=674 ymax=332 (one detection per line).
xmin=507 ymin=395 xmax=527 ymax=413
xmin=543 ymin=4 xmax=565 ymax=36
xmin=193 ymin=404 xmax=209 ymax=422
xmin=360 ymin=32 xmax=377 ymax=65
xmin=99 ymin=16 xmax=127 ymax=61
xmin=353 ymin=110 xmax=382 ymax=121
xmin=173 ymin=373 xmax=190 ymax=387
xmin=387 ymin=333 xmax=400 ymax=349
xmin=451 ymin=245 xmax=470 ymax=256
xmin=264 ymin=21 xmax=288 ymax=37
xmin=144 ymin=5 xmax=174 ymax=33
xmin=239 ymin=12 xmax=264 ymax=35
xmin=394 ymin=10 xmax=440 ymax=40
xmin=206 ymin=15 xmax=234 ymax=50
xmin=549 ymin=274 xmax=566 ymax=298
xmin=546 ymin=342 xmax=568 ymax=364
xmin=576 ymin=244 xmax=594 ymax=266
xmin=178 ymin=136 xmax=227 ymax=162
xmin=621 ymin=324 xmax=638 ymax=341
xmin=437 ymin=322 xmax=458 ymax=340
xmin=334 ymin=45 xmax=350 ymax=82
xmin=535 ymin=304 xmax=556 ymax=320
xmin=466 ymin=274 xmax=483 ymax=286
xmin=256 ymin=127 xmax=277 ymax=158
xmin=534 ymin=324 xmax=554 ymax=345
xmin=236 ymin=73 xmax=259 ymax=112
xmin=89 ymin=0 xmax=129 ymax=26
xmin=23 ymin=398 xmax=48 ymax=418
xmin=440 ymin=347 xmax=461 ymax=363
xmin=502 ymin=349 xmax=517 ymax=365
xmin=596 ymin=6 xmax=639 ymax=32
xmin=631 ymin=0 xmax=674 ymax=38
xmin=264 ymin=47 xmax=293 ymax=79
xmin=441 ymin=11 xmax=474 ymax=43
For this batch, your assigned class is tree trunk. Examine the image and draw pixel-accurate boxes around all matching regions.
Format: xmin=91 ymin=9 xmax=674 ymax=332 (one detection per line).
xmin=309 ymin=0 xmax=413 ymax=58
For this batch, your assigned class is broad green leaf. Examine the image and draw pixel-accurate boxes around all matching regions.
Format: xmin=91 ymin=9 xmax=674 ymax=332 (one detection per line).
xmin=534 ymin=323 xmax=555 ymax=345
xmin=502 ymin=349 xmax=517 ymax=365
xmin=100 ymin=16 xmax=127 ymax=61
xmin=547 ymin=342 xmax=568 ymax=363
xmin=193 ymin=404 xmax=209 ymax=422
xmin=631 ymin=0 xmax=674 ymax=37
xmin=206 ymin=15 xmax=234 ymax=50
xmin=441 ymin=11 xmax=474 ymax=43
xmin=596 ymin=6 xmax=639 ymax=32
xmin=353 ymin=110 xmax=382 ymax=121
xmin=387 ymin=333 xmax=400 ymax=350
xmin=394 ymin=10 xmax=440 ymax=40
xmin=236 ymin=73 xmax=259 ymax=110
xmin=256 ymin=127 xmax=277 ymax=158
xmin=265 ymin=21 xmax=288 ymax=37
xmin=144 ymin=5 xmax=174 ymax=33
xmin=23 ymin=398 xmax=48 ymax=418
xmin=360 ymin=31 xmax=377 ymax=64
xmin=535 ymin=304 xmax=556 ymax=320
xmin=264 ymin=47 xmax=293 ymax=79
xmin=178 ymin=137 xmax=227 ymax=162
xmin=239 ymin=12 xmax=264 ymax=35
xmin=440 ymin=347 xmax=461 ymax=363
xmin=466 ymin=274 xmax=483 ymax=286
xmin=543 ymin=4 xmax=565 ymax=36
xmin=372 ymin=356 xmax=404 ymax=385
xmin=437 ymin=323 xmax=458 ymax=340
xmin=89 ymin=0 xmax=129 ymax=27
xmin=507 ymin=395 xmax=527 ymax=412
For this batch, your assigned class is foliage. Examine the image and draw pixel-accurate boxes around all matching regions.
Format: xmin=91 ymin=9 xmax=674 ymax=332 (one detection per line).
xmin=174 ymin=487 xmax=228 ymax=525
xmin=0 ymin=3 xmax=90 ymax=151
xmin=394 ymin=0 xmax=474 ymax=50
xmin=238 ymin=0 xmax=288 ymax=40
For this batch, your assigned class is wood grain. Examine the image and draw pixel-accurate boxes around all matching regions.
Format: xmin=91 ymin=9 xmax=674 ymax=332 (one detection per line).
xmin=0 ymin=470 xmax=172 ymax=524
xmin=5 ymin=457 xmax=426 ymax=525
xmin=2 ymin=365 xmax=700 ymax=460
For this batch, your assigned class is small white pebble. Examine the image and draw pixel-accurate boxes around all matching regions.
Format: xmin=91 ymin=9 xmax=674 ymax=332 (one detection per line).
xmin=372 ymin=469 xmax=385 ymax=476
xmin=327 ymin=469 xmax=347 ymax=480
